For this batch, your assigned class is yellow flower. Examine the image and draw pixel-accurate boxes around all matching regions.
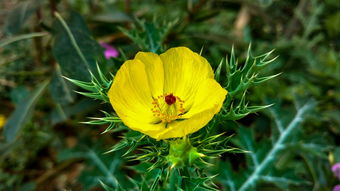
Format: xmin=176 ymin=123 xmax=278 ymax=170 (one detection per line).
xmin=108 ymin=47 xmax=227 ymax=140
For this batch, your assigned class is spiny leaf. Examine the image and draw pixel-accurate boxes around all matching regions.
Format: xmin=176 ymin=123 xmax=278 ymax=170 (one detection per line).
xmin=96 ymin=63 xmax=110 ymax=84
xmin=63 ymin=76 xmax=96 ymax=91
xmin=118 ymin=19 xmax=175 ymax=53
xmin=99 ymin=180 xmax=115 ymax=191
xmin=75 ymin=91 xmax=103 ymax=100
xmin=215 ymin=58 xmax=224 ymax=82
xmin=258 ymin=175 xmax=310 ymax=190
xmin=236 ymin=100 xmax=316 ymax=191
xmin=224 ymin=46 xmax=279 ymax=100
xmin=229 ymin=46 xmax=236 ymax=70
xmin=105 ymin=140 xmax=130 ymax=154
xmin=101 ymin=123 xmax=117 ymax=134
xmin=83 ymin=116 xmax=120 ymax=124
xmin=253 ymin=73 xmax=282 ymax=85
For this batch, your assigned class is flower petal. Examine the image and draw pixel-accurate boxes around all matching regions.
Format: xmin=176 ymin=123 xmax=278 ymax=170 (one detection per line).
xmin=154 ymin=105 xmax=220 ymax=140
xmin=120 ymin=117 xmax=166 ymax=138
xmin=108 ymin=59 xmax=156 ymax=124
xmin=160 ymin=47 xmax=214 ymax=111
xmin=182 ymin=78 xmax=227 ymax=118
xmin=135 ymin=52 xmax=164 ymax=97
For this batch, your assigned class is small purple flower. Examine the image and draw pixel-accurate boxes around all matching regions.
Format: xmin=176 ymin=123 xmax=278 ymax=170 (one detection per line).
xmin=100 ymin=42 xmax=119 ymax=59
xmin=332 ymin=163 xmax=340 ymax=180
xmin=333 ymin=185 xmax=340 ymax=191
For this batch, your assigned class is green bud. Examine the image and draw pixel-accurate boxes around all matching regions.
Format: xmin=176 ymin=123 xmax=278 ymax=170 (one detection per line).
xmin=167 ymin=138 xmax=204 ymax=168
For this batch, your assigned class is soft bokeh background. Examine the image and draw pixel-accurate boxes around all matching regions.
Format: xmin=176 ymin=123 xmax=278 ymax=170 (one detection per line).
xmin=0 ymin=0 xmax=339 ymax=190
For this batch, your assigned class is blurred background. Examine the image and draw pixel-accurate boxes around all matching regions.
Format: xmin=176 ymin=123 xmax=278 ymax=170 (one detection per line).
xmin=0 ymin=0 xmax=339 ymax=190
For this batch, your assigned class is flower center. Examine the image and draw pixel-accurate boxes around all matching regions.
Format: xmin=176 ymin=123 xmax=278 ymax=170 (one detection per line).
xmin=165 ymin=94 xmax=176 ymax=105
xmin=151 ymin=93 xmax=185 ymax=123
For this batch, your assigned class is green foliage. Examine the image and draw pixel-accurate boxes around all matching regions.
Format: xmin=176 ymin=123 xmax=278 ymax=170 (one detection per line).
xmin=119 ymin=19 xmax=176 ymax=53
xmin=167 ymin=138 xmax=203 ymax=168
xmin=49 ymin=64 xmax=75 ymax=105
xmin=219 ymin=100 xmax=323 ymax=191
xmin=217 ymin=45 xmax=278 ymax=120
xmin=0 ymin=0 xmax=338 ymax=190
xmin=64 ymin=63 xmax=112 ymax=103
xmin=3 ymin=0 xmax=41 ymax=35
xmin=58 ymin=144 xmax=122 ymax=190
xmin=53 ymin=12 xmax=104 ymax=82
xmin=0 ymin=32 xmax=47 ymax=48
xmin=49 ymin=98 xmax=98 ymax=125
xmin=0 ymin=121 xmax=53 ymax=191
xmin=220 ymin=46 xmax=279 ymax=96
xmin=3 ymin=80 xmax=49 ymax=143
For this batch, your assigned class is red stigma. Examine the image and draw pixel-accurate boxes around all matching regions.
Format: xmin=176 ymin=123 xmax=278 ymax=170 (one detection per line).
xmin=165 ymin=94 xmax=176 ymax=105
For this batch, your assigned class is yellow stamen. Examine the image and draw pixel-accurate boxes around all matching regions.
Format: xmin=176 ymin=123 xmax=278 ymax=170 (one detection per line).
xmin=151 ymin=93 xmax=185 ymax=123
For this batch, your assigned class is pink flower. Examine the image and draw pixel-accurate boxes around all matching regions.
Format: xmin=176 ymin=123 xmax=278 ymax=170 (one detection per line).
xmin=100 ymin=42 xmax=119 ymax=59
xmin=333 ymin=185 xmax=340 ymax=191
xmin=332 ymin=163 xmax=340 ymax=180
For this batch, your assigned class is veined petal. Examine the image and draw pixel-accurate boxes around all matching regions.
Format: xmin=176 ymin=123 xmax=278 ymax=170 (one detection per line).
xmin=154 ymin=105 xmax=219 ymax=140
xmin=120 ymin=116 xmax=166 ymax=138
xmin=135 ymin=52 xmax=164 ymax=97
xmin=108 ymin=59 xmax=156 ymax=124
xmin=182 ymin=78 xmax=227 ymax=118
xmin=160 ymin=47 xmax=214 ymax=111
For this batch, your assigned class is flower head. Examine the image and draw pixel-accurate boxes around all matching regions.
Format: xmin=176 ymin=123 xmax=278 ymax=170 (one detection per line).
xmin=108 ymin=47 xmax=227 ymax=140
xmin=333 ymin=185 xmax=340 ymax=191
xmin=100 ymin=42 xmax=119 ymax=59
xmin=332 ymin=163 xmax=340 ymax=180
